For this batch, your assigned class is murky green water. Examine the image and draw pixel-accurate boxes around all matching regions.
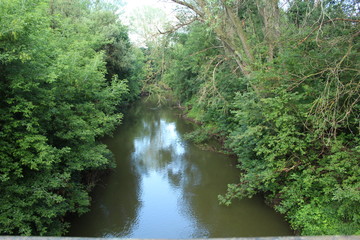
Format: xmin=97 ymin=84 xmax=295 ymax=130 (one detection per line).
xmin=68 ymin=99 xmax=293 ymax=238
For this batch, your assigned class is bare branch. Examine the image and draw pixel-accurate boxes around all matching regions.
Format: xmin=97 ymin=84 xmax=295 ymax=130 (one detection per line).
xmin=156 ymin=17 xmax=198 ymax=35
xmin=189 ymin=46 xmax=224 ymax=57
xmin=170 ymin=0 xmax=203 ymax=17
xmin=296 ymin=18 xmax=360 ymax=47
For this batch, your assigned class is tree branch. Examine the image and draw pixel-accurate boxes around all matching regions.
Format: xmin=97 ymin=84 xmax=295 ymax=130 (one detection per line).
xmin=156 ymin=17 xmax=198 ymax=35
xmin=170 ymin=0 xmax=203 ymax=17
xmin=296 ymin=18 xmax=360 ymax=47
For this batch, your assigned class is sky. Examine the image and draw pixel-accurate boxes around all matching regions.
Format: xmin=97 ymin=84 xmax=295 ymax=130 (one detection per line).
xmin=119 ymin=0 xmax=177 ymax=23
xmin=119 ymin=0 xmax=178 ymax=45
xmin=121 ymin=0 xmax=173 ymax=13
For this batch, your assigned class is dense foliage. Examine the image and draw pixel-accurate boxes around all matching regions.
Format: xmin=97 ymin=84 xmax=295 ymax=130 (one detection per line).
xmin=0 ymin=0 xmax=141 ymax=235
xmin=154 ymin=0 xmax=360 ymax=235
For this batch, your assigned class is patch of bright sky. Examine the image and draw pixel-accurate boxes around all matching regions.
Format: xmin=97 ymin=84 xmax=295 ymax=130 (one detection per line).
xmin=121 ymin=0 xmax=174 ymax=15
xmin=121 ymin=0 xmax=177 ymax=24
xmin=118 ymin=0 xmax=178 ymax=46
xmin=117 ymin=0 xmax=301 ymax=46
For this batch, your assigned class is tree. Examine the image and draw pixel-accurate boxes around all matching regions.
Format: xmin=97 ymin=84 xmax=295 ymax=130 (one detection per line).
xmin=0 ymin=0 xmax=134 ymax=235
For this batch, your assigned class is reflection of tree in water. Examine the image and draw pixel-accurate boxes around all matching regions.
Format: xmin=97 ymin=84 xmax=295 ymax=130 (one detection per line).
xmin=128 ymin=99 xmax=244 ymax=237
xmin=133 ymin=100 xmax=291 ymax=238
xmin=164 ymin=119 xmax=293 ymax=238
xmin=67 ymin=102 xmax=144 ymax=237
xmin=131 ymin=101 xmax=210 ymax=237
xmin=68 ymin=99 xmax=292 ymax=238
xmin=85 ymin=99 xmax=194 ymax=237
xmin=131 ymin=103 xmax=187 ymax=175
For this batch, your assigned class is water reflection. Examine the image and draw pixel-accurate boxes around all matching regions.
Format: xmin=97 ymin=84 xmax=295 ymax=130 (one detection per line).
xmin=133 ymin=120 xmax=185 ymax=174
xmin=68 ymin=99 xmax=293 ymax=238
xmin=120 ymin=106 xmax=207 ymax=238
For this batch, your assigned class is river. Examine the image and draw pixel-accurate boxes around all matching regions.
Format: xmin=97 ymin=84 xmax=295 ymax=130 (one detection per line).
xmin=68 ymin=98 xmax=293 ymax=238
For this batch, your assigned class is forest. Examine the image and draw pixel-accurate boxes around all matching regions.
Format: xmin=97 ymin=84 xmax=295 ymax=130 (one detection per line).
xmin=0 ymin=0 xmax=359 ymax=237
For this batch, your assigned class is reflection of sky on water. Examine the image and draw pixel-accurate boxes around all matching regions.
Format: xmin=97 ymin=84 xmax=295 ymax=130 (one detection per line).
xmin=133 ymin=120 xmax=186 ymax=172
xmin=129 ymin=119 xmax=208 ymax=238
xmin=124 ymin=109 xmax=292 ymax=238
xmin=82 ymin=109 xmax=208 ymax=239
xmin=68 ymin=101 xmax=292 ymax=238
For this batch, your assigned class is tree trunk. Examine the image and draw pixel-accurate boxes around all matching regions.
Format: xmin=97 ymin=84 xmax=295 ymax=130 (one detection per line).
xmin=256 ymin=0 xmax=280 ymax=61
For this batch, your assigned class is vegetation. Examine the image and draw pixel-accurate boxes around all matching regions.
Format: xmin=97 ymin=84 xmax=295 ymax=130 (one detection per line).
xmin=0 ymin=0 xmax=142 ymax=235
xmin=1 ymin=0 xmax=359 ymax=236
xmin=149 ymin=0 xmax=360 ymax=235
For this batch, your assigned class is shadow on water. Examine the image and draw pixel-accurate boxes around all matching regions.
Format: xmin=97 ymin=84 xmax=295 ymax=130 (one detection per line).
xmin=68 ymin=98 xmax=293 ymax=238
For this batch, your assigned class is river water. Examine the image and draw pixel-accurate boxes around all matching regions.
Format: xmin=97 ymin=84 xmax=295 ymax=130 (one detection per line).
xmin=68 ymin=99 xmax=292 ymax=238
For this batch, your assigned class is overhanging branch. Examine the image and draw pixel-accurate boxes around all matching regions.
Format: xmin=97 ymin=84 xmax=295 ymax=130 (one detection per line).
xmin=170 ymin=0 xmax=203 ymax=17
xmin=157 ymin=17 xmax=198 ymax=35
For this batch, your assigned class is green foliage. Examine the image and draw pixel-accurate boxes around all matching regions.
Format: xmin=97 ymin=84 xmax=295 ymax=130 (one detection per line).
xmin=162 ymin=22 xmax=246 ymax=140
xmin=0 ymin=0 xmax=138 ymax=235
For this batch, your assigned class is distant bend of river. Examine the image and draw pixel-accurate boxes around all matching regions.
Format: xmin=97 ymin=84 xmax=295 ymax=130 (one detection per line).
xmin=68 ymin=98 xmax=293 ymax=238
